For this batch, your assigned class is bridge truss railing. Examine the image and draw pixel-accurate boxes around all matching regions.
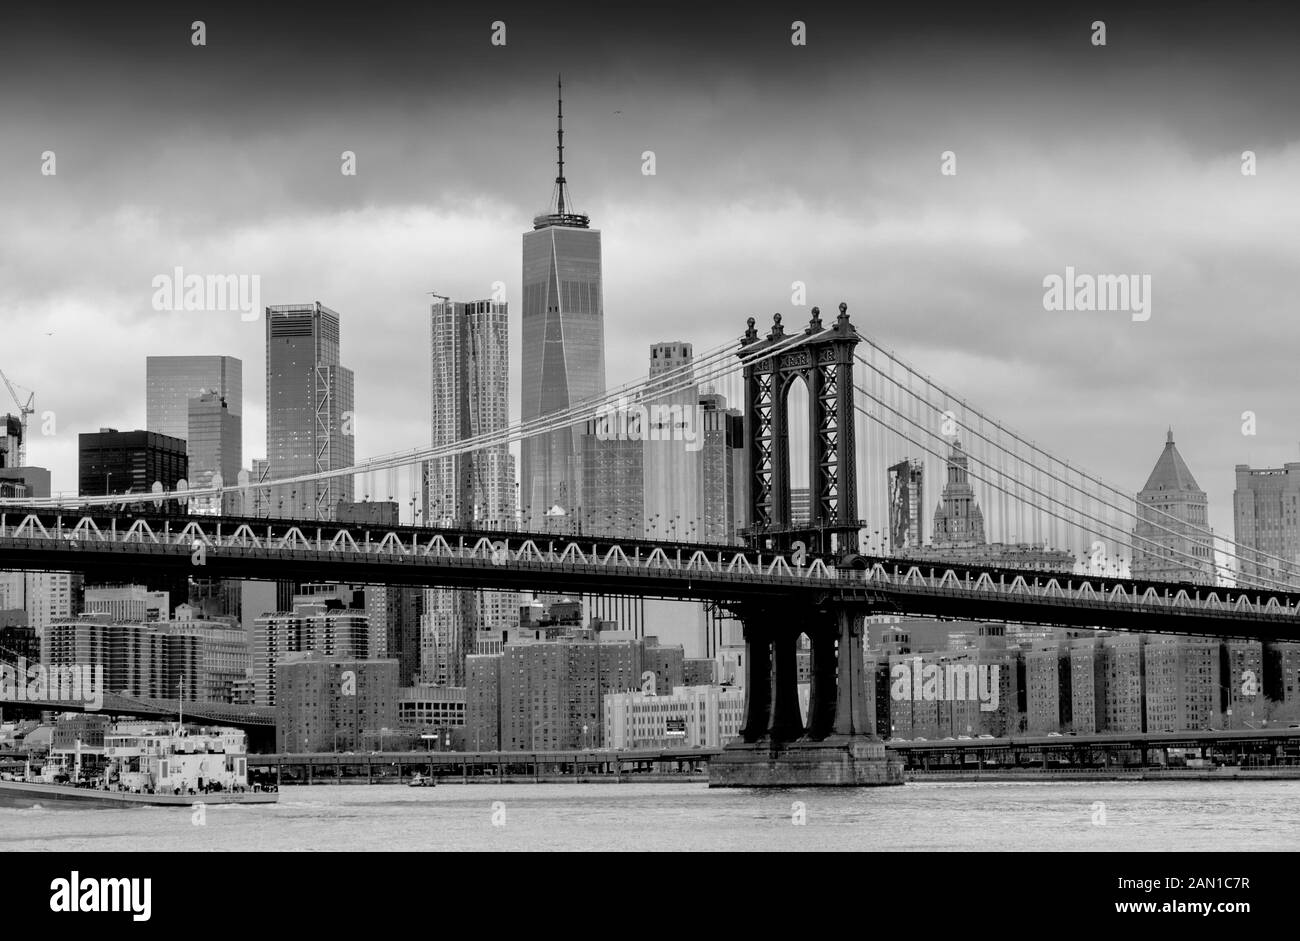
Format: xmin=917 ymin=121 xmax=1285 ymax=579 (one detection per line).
xmin=861 ymin=563 xmax=1300 ymax=627
xmin=5 ymin=512 xmax=1300 ymax=626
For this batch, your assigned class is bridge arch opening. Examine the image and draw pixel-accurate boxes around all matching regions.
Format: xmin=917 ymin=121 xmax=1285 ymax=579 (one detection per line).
xmin=796 ymin=629 xmax=813 ymax=728
xmin=782 ymin=373 xmax=811 ymax=529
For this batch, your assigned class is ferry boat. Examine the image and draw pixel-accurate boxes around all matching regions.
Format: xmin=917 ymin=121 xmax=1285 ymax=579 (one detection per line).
xmin=0 ymin=722 xmax=278 ymax=808
xmin=409 ymin=772 xmax=436 ymax=788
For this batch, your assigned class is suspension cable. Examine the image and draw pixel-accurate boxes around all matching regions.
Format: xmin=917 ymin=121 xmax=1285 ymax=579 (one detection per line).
xmin=3 ymin=328 xmax=813 ymax=509
xmin=855 ymin=388 xmax=1290 ymax=590
xmin=858 ymin=337 xmax=1296 ymax=576
xmin=855 ymin=352 xmax=1295 ymax=583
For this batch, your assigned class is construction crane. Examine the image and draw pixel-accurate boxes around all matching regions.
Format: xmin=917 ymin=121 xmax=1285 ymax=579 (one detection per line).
xmin=0 ymin=367 xmax=34 ymax=467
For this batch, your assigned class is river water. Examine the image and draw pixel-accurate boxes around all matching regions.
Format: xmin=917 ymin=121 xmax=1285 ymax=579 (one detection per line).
xmin=2 ymin=780 xmax=1297 ymax=851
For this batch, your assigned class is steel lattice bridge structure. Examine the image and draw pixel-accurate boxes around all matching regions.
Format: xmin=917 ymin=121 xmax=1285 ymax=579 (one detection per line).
xmin=0 ymin=689 xmax=274 ymax=727
xmin=1 ymin=506 xmax=1299 ymax=641
xmin=5 ymin=304 xmax=1297 ymax=784
xmin=0 ymin=686 xmax=277 ymax=750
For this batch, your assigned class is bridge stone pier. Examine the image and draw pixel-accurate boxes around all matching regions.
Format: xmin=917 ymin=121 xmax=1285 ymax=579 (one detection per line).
xmin=709 ymin=601 xmax=903 ymax=787
xmin=710 ymin=305 xmax=903 ymax=787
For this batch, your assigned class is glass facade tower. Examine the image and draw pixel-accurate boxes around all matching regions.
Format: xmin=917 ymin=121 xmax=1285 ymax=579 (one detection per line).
xmin=265 ymin=302 xmax=355 ymax=519
xmin=145 ymin=355 xmax=242 ymax=441
xmin=424 ymin=299 xmax=518 ymax=686
xmin=187 ymin=391 xmax=241 ymax=514
xmin=520 ymin=76 xmax=606 ymax=530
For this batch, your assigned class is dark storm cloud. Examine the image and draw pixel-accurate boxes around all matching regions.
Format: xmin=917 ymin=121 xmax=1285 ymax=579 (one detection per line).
xmin=1 ymin=0 xmax=1298 ymax=552
xmin=4 ymin=1 xmax=1297 ymax=219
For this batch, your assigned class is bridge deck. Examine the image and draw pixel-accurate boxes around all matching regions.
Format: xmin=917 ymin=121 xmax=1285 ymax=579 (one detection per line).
xmin=3 ymin=506 xmax=1300 ymax=639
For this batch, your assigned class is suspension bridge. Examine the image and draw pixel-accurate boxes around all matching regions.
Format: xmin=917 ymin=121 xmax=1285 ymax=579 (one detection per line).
xmin=2 ymin=305 xmax=1287 ymax=588
xmin=2 ymin=304 xmax=1295 ymax=784
xmin=1 ymin=504 xmax=1297 ymax=637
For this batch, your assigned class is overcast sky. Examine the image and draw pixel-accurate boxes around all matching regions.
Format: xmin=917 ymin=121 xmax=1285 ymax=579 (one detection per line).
xmin=1 ymin=0 xmax=1298 ymax=549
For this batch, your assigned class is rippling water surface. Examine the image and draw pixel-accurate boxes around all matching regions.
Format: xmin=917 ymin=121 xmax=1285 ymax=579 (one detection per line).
xmin=2 ymin=780 xmax=1297 ymax=851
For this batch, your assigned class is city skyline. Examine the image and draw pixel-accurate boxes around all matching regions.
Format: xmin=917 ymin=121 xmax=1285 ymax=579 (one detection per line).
xmin=2 ymin=4 xmax=1298 ymax=554
xmin=7 ymin=0 xmax=1300 ymax=873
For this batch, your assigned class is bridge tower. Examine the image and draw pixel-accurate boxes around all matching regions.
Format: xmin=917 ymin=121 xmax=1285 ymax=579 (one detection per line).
xmin=741 ymin=303 xmax=861 ymax=558
xmin=710 ymin=304 xmax=903 ymax=787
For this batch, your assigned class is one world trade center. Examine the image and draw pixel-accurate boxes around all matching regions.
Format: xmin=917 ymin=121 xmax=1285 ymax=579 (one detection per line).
xmin=520 ymin=75 xmax=606 ymax=530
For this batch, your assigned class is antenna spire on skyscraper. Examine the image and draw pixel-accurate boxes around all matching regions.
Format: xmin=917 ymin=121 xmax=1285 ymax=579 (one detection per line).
xmin=556 ymin=73 xmax=566 ymax=216
xmin=535 ymin=73 xmax=589 ymax=229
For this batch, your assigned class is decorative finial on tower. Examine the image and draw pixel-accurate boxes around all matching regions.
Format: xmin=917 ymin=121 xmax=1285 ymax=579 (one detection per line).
xmin=1167 ymin=426 xmax=1174 ymax=445
xmin=768 ymin=312 xmax=785 ymax=341
xmin=743 ymin=316 xmax=759 ymax=343
xmin=837 ymin=301 xmax=850 ymax=328
xmin=807 ymin=306 xmax=823 ymax=333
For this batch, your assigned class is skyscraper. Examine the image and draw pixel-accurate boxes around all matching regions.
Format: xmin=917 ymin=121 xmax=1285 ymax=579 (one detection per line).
xmin=145 ymin=355 xmax=243 ymax=441
xmin=426 ymin=299 xmax=514 ymax=530
xmin=931 ymin=441 xmax=986 ymax=547
xmin=581 ymin=421 xmax=643 ymax=538
xmin=520 ymin=76 xmax=605 ymax=530
xmin=187 ymin=391 xmax=241 ymax=514
xmin=643 ymin=342 xmax=699 ymax=542
xmin=0 ymin=414 xmax=49 ymax=499
xmin=888 ymin=458 xmax=924 ymax=552
xmin=1127 ymin=432 xmax=1218 ymax=731
xmin=424 ymin=298 xmax=518 ymax=686
xmin=698 ymin=391 xmax=745 ymax=545
xmin=78 ymin=429 xmax=188 ymax=497
xmin=1233 ymin=460 xmax=1300 ymax=585
xmin=1131 ymin=429 xmax=1214 ymax=583
xmin=0 ymin=415 xmax=21 ymax=469
xmin=265 ymin=302 xmax=355 ymax=519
